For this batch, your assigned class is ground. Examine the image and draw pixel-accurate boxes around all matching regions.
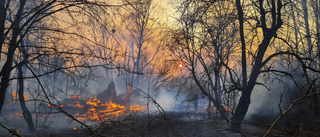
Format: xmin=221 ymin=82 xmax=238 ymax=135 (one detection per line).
xmin=1 ymin=110 xmax=320 ymax=137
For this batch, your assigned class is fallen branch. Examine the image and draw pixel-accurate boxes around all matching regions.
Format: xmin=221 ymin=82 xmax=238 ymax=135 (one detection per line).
xmin=264 ymin=92 xmax=320 ymax=137
xmin=0 ymin=123 xmax=23 ymax=137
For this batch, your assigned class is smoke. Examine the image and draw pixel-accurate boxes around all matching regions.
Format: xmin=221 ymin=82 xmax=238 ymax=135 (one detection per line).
xmin=246 ymin=83 xmax=282 ymax=122
xmin=149 ymin=91 xmax=179 ymax=111
xmin=246 ymin=75 xmax=306 ymax=124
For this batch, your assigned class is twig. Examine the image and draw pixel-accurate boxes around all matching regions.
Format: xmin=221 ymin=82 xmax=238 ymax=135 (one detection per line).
xmin=278 ymin=94 xmax=283 ymax=114
xmin=0 ymin=123 xmax=24 ymax=137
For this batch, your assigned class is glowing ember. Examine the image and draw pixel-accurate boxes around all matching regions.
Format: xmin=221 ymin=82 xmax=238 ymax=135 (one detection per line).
xmin=130 ymin=104 xmax=144 ymax=113
xmin=48 ymin=104 xmax=64 ymax=108
xmin=178 ymin=63 xmax=183 ymax=68
xmin=70 ymin=94 xmax=81 ymax=100
xmin=10 ymin=113 xmax=23 ymax=117
xmin=10 ymin=92 xmax=30 ymax=102
xmin=225 ymin=108 xmax=232 ymax=112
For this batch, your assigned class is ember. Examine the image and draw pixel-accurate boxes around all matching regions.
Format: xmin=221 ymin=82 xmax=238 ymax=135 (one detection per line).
xmin=10 ymin=113 xmax=22 ymax=117
xmin=10 ymin=92 xmax=30 ymax=102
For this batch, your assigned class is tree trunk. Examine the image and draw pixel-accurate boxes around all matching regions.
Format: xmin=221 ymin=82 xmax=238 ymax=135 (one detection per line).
xmin=0 ymin=25 xmax=19 ymax=113
xmin=230 ymin=35 xmax=274 ymax=131
xmin=191 ymin=66 xmax=226 ymax=120
xmin=301 ymin=0 xmax=313 ymax=57
xmin=230 ymin=0 xmax=248 ymax=131
xmin=0 ymin=0 xmax=26 ymax=113
xmin=0 ymin=0 xmax=5 ymax=56
xmin=231 ymin=0 xmax=283 ymax=131
xmin=18 ymin=65 xmax=36 ymax=132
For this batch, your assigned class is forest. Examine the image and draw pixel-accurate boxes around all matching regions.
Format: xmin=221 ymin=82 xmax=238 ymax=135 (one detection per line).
xmin=0 ymin=0 xmax=320 ymax=136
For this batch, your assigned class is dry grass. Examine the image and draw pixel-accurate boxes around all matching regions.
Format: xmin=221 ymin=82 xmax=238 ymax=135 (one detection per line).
xmin=1 ymin=111 xmax=320 ymax=137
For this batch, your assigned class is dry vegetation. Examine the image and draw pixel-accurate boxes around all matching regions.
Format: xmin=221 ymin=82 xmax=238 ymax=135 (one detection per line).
xmin=1 ymin=110 xmax=320 ymax=137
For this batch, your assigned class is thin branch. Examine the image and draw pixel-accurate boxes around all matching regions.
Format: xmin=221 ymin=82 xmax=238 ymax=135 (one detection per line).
xmin=0 ymin=123 xmax=23 ymax=137
xmin=264 ymin=84 xmax=320 ymax=137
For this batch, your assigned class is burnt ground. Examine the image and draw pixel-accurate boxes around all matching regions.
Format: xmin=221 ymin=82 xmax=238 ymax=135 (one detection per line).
xmin=1 ymin=110 xmax=320 ymax=137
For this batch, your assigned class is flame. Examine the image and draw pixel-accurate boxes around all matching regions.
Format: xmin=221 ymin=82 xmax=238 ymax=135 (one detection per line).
xmin=7 ymin=94 xmax=145 ymax=121
xmin=225 ymin=107 xmax=232 ymax=112
xmin=75 ymin=103 xmax=84 ymax=108
xmin=48 ymin=104 xmax=64 ymax=108
xmin=74 ymin=127 xmax=76 ymax=130
xmin=62 ymin=96 xmax=145 ymax=122
xmin=10 ymin=92 xmax=30 ymax=102
xmin=130 ymin=104 xmax=144 ymax=113
xmin=10 ymin=113 xmax=23 ymax=117
xmin=70 ymin=94 xmax=81 ymax=100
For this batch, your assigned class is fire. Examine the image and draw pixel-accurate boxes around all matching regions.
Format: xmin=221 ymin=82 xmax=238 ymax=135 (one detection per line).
xmin=48 ymin=104 xmax=64 ymax=108
xmin=10 ymin=92 xmax=30 ymax=102
xmin=70 ymin=94 xmax=81 ymax=100
xmin=9 ymin=93 xmax=145 ymax=121
xmin=75 ymin=102 xmax=84 ymax=108
xmin=61 ymin=95 xmax=145 ymax=122
xmin=10 ymin=113 xmax=23 ymax=117
xmin=130 ymin=104 xmax=144 ymax=113
xmin=225 ymin=108 xmax=232 ymax=112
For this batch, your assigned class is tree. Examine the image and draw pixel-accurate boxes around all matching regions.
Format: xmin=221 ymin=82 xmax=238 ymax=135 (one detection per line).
xmin=0 ymin=0 xmax=121 ymax=112
xmin=119 ymin=0 xmax=156 ymax=87
xmin=115 ymin=0 xmax=163 ymax=110
xmin=231 ymin=0 xmax=284 ymax=130
xmin=0 ymin=1 xmax=125 ymax=134
xmin=168 ymin=0 xmax=238 ymax=119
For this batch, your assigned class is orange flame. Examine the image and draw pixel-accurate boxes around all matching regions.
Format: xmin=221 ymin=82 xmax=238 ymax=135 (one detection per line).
xmin=70 ymin=94 xmax=81 ymax=99
xmin=10 ymin=113 xmax=23 ymax=117
xmin=62 ymin=96 xmax=145 ymax=122
xmin=10 ymin=92 xmax=30 ymax=102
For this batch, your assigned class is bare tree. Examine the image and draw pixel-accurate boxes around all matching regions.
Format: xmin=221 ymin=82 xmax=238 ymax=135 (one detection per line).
xmin=230 ymin=0 xmax=284 ymax=131
xmin=168 ymin=0 xmax=238 ymax=119
xmin=0 ymin=1 xmax=129 ymax=135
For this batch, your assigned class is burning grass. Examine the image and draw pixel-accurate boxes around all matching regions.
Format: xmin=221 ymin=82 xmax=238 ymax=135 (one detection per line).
xmin=48 ymin=94 xmax=146 ymax=122
xmin=2 ymin=92 xmax=320 ymax=137
xmin=2 ymin=106 xmax=320 ymax=137
xmin=5 ymin=93 xmax=145 ymax=123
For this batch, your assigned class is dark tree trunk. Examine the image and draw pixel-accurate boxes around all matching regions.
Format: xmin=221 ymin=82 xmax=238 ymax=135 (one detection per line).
xmin=301 ymin=0 xmax=313 ymax=57
xmin=0 ymin=0 xmax=5 ymax=56
xmin=0 ymin=28 xmax=20 ymax=113
xmin=0 ymin=0 xmax=26 ymax=113
xmin=214 ymin=67 xmax=226 ymax=120
xmin=191 ymin=67 xmax=226 ymax=120
xmin=231 ymin=0 xmax=283 ymax=131
xmin=18 ymin=65 xmax=36 ymax=132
